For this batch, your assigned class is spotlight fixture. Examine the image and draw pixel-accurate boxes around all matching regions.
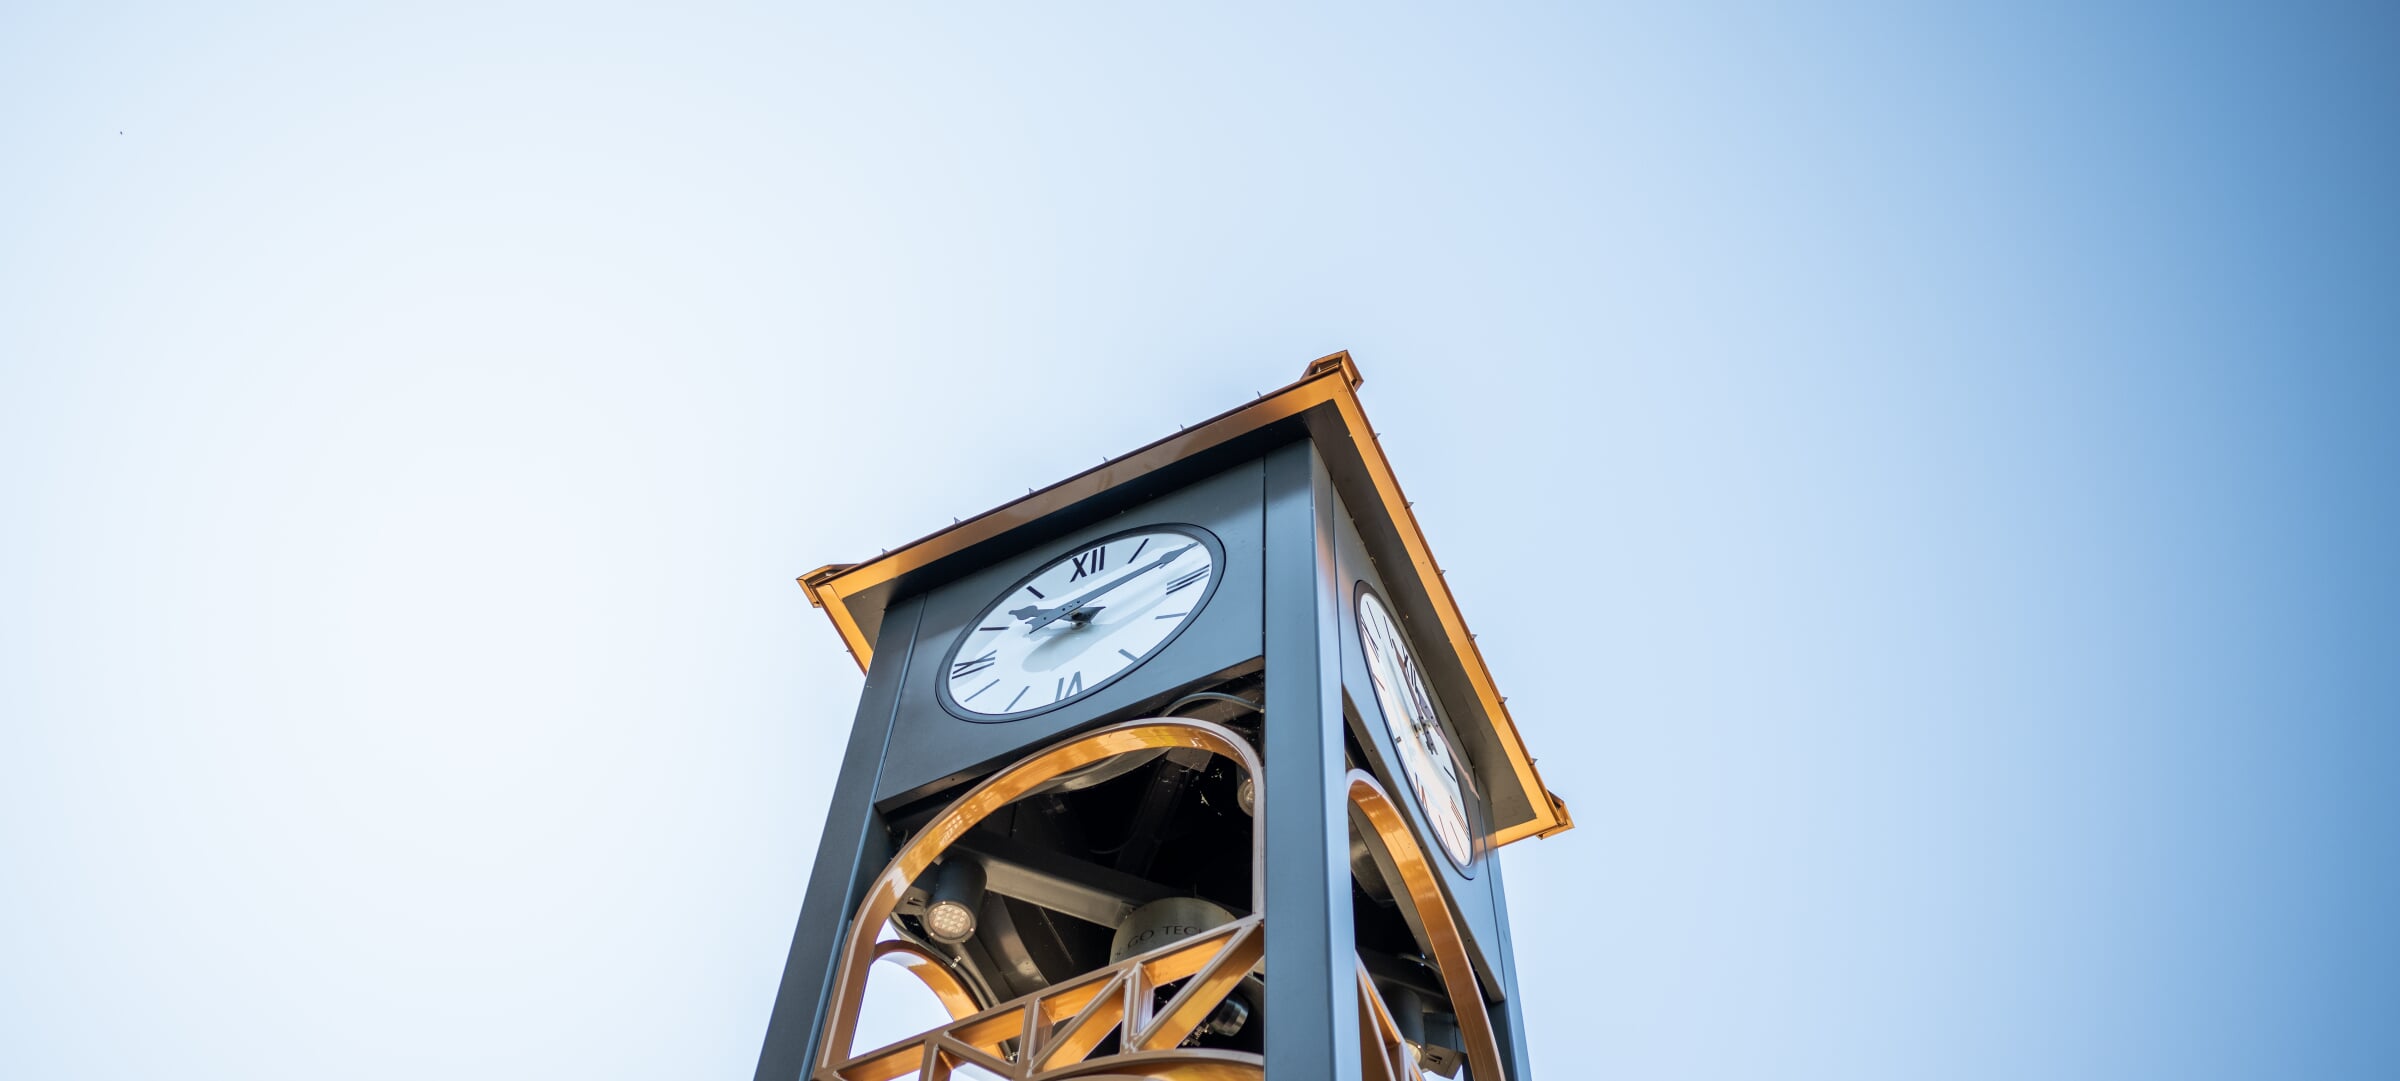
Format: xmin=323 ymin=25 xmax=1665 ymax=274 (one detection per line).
xmin=923 ymin=858 xmax=985 ymax=944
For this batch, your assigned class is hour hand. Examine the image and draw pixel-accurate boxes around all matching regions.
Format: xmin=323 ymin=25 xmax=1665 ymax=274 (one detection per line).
xmin=1008 ymin=603 xmax=1063 ymax=625
xmin=1017 ymin=544 xmax=1195 ymax=632
xmin=1009 ymin=603 xmax=1102 ymax=628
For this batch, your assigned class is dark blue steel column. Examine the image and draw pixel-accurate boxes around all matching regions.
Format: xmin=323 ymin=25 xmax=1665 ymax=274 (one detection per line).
xmin=1261 ymin=441 xmax=1361 ymax=1079
xmin=1488 ymin=853 xmax=1536 ymax=1080
xmin=752 ymin=598 xmax=924 ymax=1081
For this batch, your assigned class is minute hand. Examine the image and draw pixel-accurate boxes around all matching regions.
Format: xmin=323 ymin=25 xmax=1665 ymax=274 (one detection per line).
xmin=1010 ymin=544 xmax=1196 ymax=632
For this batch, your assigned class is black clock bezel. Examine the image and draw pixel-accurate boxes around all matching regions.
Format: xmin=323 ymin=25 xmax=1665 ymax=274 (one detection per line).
xmin=935 ymin=523 xmax=1228 ymax=724
xmin=1352 ymin=581 xmax=1487 ymax=876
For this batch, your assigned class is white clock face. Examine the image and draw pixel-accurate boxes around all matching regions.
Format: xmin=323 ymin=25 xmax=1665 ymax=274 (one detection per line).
xmin=1356 ymin=588 xmax=1478 ymax=869
xmin=940 ymin=527 xmax=1219 ymax=720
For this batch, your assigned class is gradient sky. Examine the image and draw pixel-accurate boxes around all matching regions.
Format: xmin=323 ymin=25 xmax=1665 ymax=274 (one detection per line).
xmin=4 ymin=4 xmax=2395 ymax=1079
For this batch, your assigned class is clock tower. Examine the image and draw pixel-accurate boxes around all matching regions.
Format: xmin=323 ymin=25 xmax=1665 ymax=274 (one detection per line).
xmin=753 ymin=353 xmax=1573 ymax=1081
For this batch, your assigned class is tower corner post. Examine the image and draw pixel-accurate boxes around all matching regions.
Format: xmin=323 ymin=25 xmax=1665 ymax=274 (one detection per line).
xmin=751 ymin=599 xmax=924 ymax=1081
xmin=1261 ymin=441 xmax=1363 ymax=1079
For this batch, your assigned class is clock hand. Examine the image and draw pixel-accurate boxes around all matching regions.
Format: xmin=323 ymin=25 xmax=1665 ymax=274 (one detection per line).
xmin=1006 ymin=601 xmax=1076 ymax=627
xmin=1008 ymin=545 xmax=1193 ymax=631
xmin=1009 ymin=544 xmax=1196 ymax=632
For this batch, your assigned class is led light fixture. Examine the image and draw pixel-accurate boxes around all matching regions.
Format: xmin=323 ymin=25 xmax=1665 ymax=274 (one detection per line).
xmin=922 ymin=858 xmax=985 ymax=944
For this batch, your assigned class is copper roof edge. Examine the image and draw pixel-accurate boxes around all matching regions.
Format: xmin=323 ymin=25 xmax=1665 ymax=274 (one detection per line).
xmin=794 ymin=349 xmax=1572 ymax=842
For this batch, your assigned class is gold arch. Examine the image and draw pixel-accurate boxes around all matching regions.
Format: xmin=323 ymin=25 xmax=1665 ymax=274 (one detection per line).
xmin=813 ymin=722 xmax=1507 ymax=1081
xmin=1347 ymin=769 xmax=1508 ymax=1081
xmin=871 ymin=940 xmax=980 ymax=1023
xmin=816 ymin=715 xmax=1267 ymax=1081
xmin=1028 ymin=1050 xmax=1263 ymax=1080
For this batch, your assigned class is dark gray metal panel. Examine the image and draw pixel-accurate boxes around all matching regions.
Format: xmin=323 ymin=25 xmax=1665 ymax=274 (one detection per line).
xmin=1329 ymin=491 xmax=1515 ymax=997
xmin=1486 ymin=854 xmax=1537 ymax=1081
xmin=1300 ymin=409 xmax=1542 ymax=839
xmin=1262 ymin=441 xmax=1361 ymax=1079
xmin=874 ymin=459 xmax=1268 ymax=806
xmin=751 ymin=598 xmax=924 ymax=1081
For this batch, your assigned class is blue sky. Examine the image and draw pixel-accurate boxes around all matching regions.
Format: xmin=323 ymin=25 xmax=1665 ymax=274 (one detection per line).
xmin=3 ymin=3 xmax=2395 ymax=1079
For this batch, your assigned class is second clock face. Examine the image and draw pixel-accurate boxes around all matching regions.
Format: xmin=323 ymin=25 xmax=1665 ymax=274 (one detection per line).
xmin=1356 ymin=587 xmax=1479 ymax=871
xmin=939 ymin=526 xmax=1221 ymax=721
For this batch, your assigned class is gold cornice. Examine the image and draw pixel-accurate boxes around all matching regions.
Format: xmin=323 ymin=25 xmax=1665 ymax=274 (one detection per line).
xmin=796 ymin=373 xmax=1345 ymax=666
xmin=797 ymin=352 xmax=1570 ymax=844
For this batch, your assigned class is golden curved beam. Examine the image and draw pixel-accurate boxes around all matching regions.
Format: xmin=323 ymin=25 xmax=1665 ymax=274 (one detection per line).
xmin=1034 ymin=1050 xmax=1264 ymax=1080
xmin=870 ymin=940 xmax=979 ymax=1022
xmin=817 ymin=718 xmax=1265 ymax=1080
xmin=1347 ymin=769 xmax=1508 ymax=1081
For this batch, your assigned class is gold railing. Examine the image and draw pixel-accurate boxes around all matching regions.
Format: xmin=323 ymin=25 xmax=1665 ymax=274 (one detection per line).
xmin=829 ymin=917 xmax=1265 ymax=1081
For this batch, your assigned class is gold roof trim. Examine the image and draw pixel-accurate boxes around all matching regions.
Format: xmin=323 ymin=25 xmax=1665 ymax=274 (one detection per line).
xmin=796 ymin=352 xmax=1570 ymax=845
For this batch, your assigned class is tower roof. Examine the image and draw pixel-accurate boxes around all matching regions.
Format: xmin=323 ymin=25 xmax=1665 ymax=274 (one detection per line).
xmin=799 ymin=352 xmax=1572 ymax=845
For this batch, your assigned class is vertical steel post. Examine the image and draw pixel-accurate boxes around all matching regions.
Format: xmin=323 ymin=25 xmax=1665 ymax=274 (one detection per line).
xmin=1261 ymin=442 xmax=1362 ymax=1079
xmin=1488 ymin=853 xmax=1535 ymax=1081
xmin=752 ymin=599 xmax=924 ymax=1081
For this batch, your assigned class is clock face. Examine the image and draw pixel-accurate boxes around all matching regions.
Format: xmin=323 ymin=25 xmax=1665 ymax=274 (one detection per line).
xmin=938 ymin=526 xmax=1221 ymax=721
xmin=1355 ymin=587 xmax=1479 ymax=871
